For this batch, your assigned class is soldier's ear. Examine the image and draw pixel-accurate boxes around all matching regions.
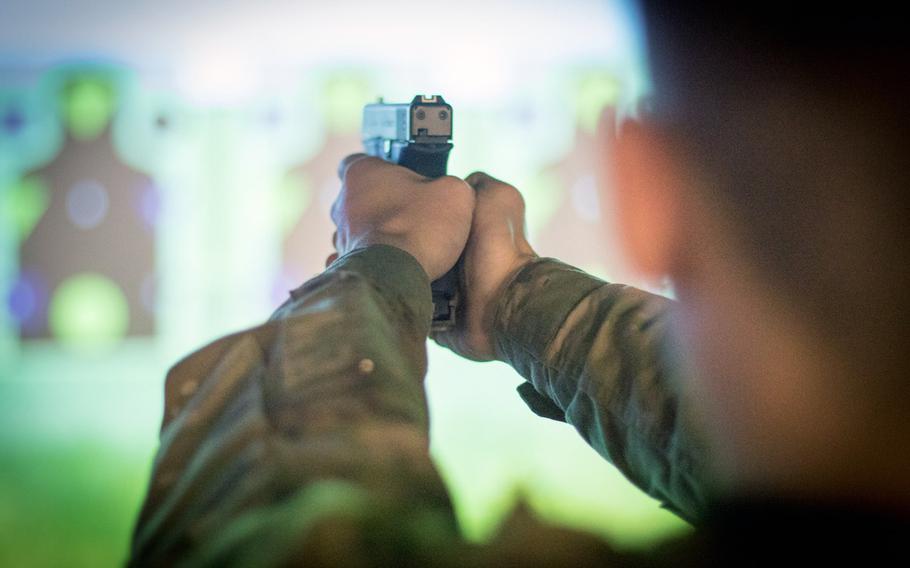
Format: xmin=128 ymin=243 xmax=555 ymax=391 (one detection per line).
xmin=600 ymin=114 xmax=685 ymax=281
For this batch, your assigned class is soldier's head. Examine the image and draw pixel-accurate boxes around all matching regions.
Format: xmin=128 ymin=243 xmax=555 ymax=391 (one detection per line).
xmin=603 ymin=3 xmax=909 ymax=499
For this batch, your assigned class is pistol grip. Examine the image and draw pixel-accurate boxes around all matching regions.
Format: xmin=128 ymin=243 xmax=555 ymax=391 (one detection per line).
xmin=395 ymin=143 xmax=458 ymax=331
xmin=395 ymin=142 xmax=453 ymax=179
xmin=430 ymin=264 xmax=459 ymax=332
xmin=363 ymin=135 xmax=458 ymax=330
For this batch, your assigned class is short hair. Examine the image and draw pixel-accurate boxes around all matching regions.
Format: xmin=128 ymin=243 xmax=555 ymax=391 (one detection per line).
xmin=640 ymin=2 xmax=909 ymax=388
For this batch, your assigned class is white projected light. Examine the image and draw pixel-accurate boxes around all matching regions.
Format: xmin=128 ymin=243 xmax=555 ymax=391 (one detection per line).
xmin=176 ymin=45 xmax=262 ymax=106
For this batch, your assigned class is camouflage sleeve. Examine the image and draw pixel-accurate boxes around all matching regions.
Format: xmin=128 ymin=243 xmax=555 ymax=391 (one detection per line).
xmin=493 ymin=258 xmax=709 ymax=522
xmin=129 ymin=245 xmax=465 ymax=567
xmin=130 ymin=245 xmax=656 ymax=567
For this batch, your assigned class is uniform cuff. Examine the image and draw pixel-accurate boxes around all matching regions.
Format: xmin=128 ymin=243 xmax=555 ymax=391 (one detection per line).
xmin=492 ymin=258 xmax=605 ymax=376
xmin=323 ymin=244 xmax=434 ymax=325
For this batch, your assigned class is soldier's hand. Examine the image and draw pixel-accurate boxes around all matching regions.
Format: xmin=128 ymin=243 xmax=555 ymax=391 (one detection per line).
xmin=433 ymin=172 xmax=537 ymax=361
xmin=330 ymin=154 xmax=475 ymax=281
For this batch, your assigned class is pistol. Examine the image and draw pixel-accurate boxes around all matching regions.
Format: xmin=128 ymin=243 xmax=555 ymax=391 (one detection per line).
xmin=362 ymin=95 xmax=458 ymax=332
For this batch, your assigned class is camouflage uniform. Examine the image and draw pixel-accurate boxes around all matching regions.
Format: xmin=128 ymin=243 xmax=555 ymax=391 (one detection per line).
xmin=130 ymin=245 xmax=900 ymax=566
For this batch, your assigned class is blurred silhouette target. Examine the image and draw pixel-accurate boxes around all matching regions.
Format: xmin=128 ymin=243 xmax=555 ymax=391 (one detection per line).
xmin=14 ymin=68 xmax=159 ymax=343
xmin=279 ymin=72 xmax=375 ymax=291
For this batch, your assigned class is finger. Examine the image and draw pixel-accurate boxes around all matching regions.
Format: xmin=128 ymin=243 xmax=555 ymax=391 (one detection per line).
xmin=337 ymin=153 xmax=368 ymax=181
xmin=337 ymin=153 xmax=390 ymax=182
xmin=325 ymin=252 xmax=339 ymax=268
xmin=330 ymin=196 xmax=341 ymax=226
xmin=429 ymin=325 xmax=459 ymax=354
xmin=465 ymin=171 xmax=506 ymax=190
xmin=465 ymin=172 xmax=524 ymax=212
xmin=429 ymin=328 xmax=449 ymax=349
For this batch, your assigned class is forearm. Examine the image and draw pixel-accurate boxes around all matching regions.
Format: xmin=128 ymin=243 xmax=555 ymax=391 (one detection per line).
xmin=130 ymin=246 xmax=458 ymax=566
xmin=493 ymin=259 xmax=709 ymax=522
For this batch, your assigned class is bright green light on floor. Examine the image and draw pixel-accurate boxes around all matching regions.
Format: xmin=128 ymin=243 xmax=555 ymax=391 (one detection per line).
xmin=61 ymin=77 xmax=116 ymax=141
xmin=5 ymin=175 xmax=49 ymax=240
xmin=49 ymin=273 xmax=129 ymax=351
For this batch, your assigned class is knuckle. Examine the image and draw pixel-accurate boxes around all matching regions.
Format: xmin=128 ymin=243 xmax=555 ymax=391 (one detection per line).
xmin=343 ymin=156 xmax=381 ymax=184
xmin=465 ymin=171 xmax=493 ymax=188
xmin=500 ymin=183 xmax=525 ymax=204
xmin=343 ymin=162 xmax=367 ymax=185
xmin=438 ymin=174 xmax=467 ymax=189
xmin=437 ymin=175 xmax=475 ymax=202
xmin=467 ymin=171 xmax=516 ymax=194
xmin=491 ymin=183 xmax=526 ymax=212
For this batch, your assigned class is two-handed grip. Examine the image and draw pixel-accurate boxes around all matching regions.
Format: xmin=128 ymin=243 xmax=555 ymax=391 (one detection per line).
xmin=394 ymin=143 xmax=459 ymax=331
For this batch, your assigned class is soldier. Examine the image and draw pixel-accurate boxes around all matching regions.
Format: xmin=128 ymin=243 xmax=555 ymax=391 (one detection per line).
xmin=131 ymin=2 xmax=908 ymax=566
